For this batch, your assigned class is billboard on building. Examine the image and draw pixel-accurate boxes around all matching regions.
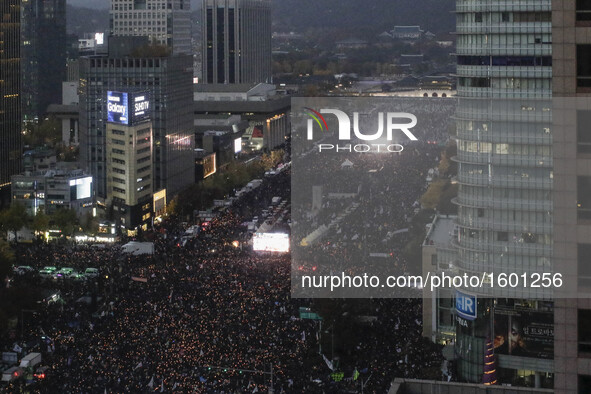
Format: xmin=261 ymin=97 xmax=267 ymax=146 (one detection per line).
xmin=107 ymin=91 xmax=129 ymax=125
xmin=131 ymin=92 xmax=150 ymax=124
xmin=69 ymin=177 xmax=93 ymax=200
xmin=494 ymin=307 xmax=554 ymax=359
xmin=107 ymin=91 xmax=150 ymax=126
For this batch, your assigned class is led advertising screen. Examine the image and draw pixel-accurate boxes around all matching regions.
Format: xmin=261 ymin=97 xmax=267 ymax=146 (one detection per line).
xmin=107 ymin=91 xmax=129 ymax=125
xmin=234 ymin=138 xmax=242 ymax=153
xmin=69 ymin=177 xmax=93 ymax=200
xmin=131 ymin=92 xmax=150 ymax=124
xmin=107 ymin=91 xmax=150 ymax=125
xmin=253 ymin=232 xmax=290 ymax=253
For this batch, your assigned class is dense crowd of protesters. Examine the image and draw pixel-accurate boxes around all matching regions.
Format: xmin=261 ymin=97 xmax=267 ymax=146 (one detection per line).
xmin=2 ymin=104 xmax=454 ymax=392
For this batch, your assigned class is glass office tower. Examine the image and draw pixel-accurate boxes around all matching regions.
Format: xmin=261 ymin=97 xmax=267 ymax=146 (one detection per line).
xmin=202 ymin=0 xmax=272 ymax=84
xmin=0 ymin=0 xmax=23 ymax=204
xmin=454 ymin=0 xmax=554 ymax=387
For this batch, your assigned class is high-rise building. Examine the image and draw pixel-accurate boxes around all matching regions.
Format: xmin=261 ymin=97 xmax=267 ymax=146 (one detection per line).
xmin=105 ymin=91 xmax=154 ymax=230
xmin=21 ymin=0 xmax=67 ymax=119
xmin=202 ymin=0 xmax=272 ymax=84
xmin=109 ymin=0 xmax=191 ymax=55
xmin=79 ymin=44 xmax=194 ymax=204
xmin=452 ymin=0 xmax=554 ymax=387
xmin=552 ymin=2 xmax=591 ymax=393
xmin=0 ymin=0 xmax=23 ymax=203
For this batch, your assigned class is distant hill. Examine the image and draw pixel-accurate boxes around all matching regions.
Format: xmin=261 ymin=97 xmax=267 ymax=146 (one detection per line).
xmin=272 ymin=0 xmax=455 ymax=36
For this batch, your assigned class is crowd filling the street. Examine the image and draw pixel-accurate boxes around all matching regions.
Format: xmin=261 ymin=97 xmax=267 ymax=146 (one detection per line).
xmin=1 ymin=111 xmax=452 ymax=392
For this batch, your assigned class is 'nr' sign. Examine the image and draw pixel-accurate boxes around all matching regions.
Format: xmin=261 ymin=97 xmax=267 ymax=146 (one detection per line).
xmin=456 ymin=291 xmax=477 ymax=321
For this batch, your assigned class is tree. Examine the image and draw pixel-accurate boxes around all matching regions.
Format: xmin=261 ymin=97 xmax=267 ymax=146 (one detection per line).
xmin=31 ymin=210 xmax=50 ymax=234
xmin=0 ymin=204 xmax=29 ymax=241
xmin=23 ymin=117 xmax=61 ymax=146
xmin=80 ymin=212 xmax=99 ymax=234
xmin=51 ymin=208 xmax=78 ymax=236
xmin=0 ymin=239 xmax=14 ymax=283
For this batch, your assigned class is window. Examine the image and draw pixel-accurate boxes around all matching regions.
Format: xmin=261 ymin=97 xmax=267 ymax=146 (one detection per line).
xmin=577 ymin=45 xmax=591 ymax=88
xmin=579 ymin=310 xmax=591 ymax=355
xmin=577 ymin=0 xmax=591 ymax=22
xmin=501 ymin=12 xmax=510 ymax=22
xmin=497 ymin=232 xmax=508 ymax=242
xmin=578 ymin=176 xmax=591 ymax=219
xmin=579 ymin=244 xmax=591 ymax=288
xmin=578 ymin=111 xmax=591 ymax=154
xmin=475 ymin=12 xmax=483 ymax=22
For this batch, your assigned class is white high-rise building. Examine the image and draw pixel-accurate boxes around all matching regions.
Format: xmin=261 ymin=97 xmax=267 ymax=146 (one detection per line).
xmin=109 ymin=0 xmax=191 ymax=55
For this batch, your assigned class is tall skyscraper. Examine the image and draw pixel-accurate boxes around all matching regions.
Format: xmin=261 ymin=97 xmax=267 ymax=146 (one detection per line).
xmin=0 ymin=0 xmax=23 ymax=202
xmin=202 ymin=0 xmax=272 ymax=84
xmin=79 ymin=48 xmax=194 ymax=203
xmin=21 ymin=0 xmax=67 ymax=119
xmin=453 ymin=0 xmax=553 ymax=387
xmin=109 ymin=0 xmax=191 ymax=55
xmin=552 ymin=2 xmax=591 ymax=393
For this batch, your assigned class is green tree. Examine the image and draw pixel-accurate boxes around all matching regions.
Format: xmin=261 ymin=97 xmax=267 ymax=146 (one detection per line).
xmin=80 ymin=212 xmax=99 ymax=234
xmin=31 ymin=210 xmax=50 ymax=234
xmin=0 ymin=239 xmax=15 ymax=283
xmin=51 ymin=208 xmax=78 ymax=236
xmin=0 ymin=204 xmax=29 ymax=241
xmin=23 ymin=117 xmax=61 ymax=146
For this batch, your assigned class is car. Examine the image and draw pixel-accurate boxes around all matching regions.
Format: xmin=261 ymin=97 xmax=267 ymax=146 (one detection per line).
xmin=70 ymin=272 xmax=86 ymax=281
xmin=38 ymin=269 xmax=54 ymax=279
xmin=34 ymin=366 xmax=50 ymax=380
xmin=53 ymin=267 xmax=75 ymax=279
xmin=84 ymin=268 xmax=99 ymax=278
xmin=41 ymin=266 xmax=58 ymax=272
xmin=13 ymin=266 xmax=34 ymax=275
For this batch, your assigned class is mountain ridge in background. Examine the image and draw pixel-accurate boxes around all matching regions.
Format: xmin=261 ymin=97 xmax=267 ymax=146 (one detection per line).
xmin=65 ymin=0 xmax=455 ymax=41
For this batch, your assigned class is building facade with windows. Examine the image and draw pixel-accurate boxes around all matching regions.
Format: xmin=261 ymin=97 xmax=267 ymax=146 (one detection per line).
xmin=453 ymin=0 xmax=554 ymax=387
xmin=79 ymin=50 xmax=194 ymax=204
xmin=202 ymin=0 xmax=272 ymax=84
xmin=11 ymin=169 xmax=93 ymax=217
xmin=0 ymin=0 xmax=23 ymax=206
xmin=105 ymin=91 xmax=153 ymax=230
xmin=553 ymin=1 xmax=591 ymax=393
xmin=109 ymin=0 xmax=191 ymax=55
xmin=21 ymin=0 xmax=67 ymax=119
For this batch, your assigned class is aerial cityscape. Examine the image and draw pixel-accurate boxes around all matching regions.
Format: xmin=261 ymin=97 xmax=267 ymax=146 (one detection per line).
xmin=0 ymin=0 xmax=588 ymax=393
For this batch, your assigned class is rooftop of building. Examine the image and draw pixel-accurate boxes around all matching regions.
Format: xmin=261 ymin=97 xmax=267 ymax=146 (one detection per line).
xmin=336 ymin=38 xmax=368 ymax=45
xmin=392 ymin=26 xmax=423 ymax=33
xmin=14 ymin=166 xmax=88 ymax=179
xmin=194 ymin=83 xmax=274 ymax=94
xmin=423 ymin=214 xmax=456 ymax=247
xmin=23 ymin=147 xmax=56 ymax=158
xmin=389 ymin=378 xmax=553 ymax=393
